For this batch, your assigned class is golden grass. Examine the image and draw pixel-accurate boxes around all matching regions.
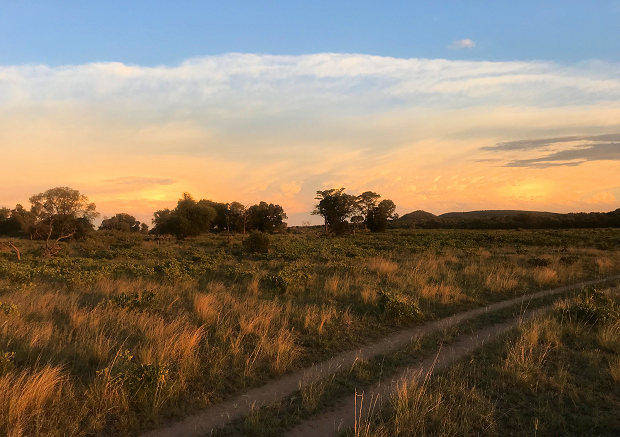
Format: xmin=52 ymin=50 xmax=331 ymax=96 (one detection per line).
xmin=419 ymin=283 xmax=465 ymax=304
xmin=532 ymin=267 xmax=558 ymax=287
xmin=367 ymin=258 xmax=398 ymax=275
xmin=0 ymin=235 xmax=618 ymax=435
xmin=596 ymin=257 xmax=614 ymax=273
xmin=503 ymin=317 xmax=559 ymax=384
xmin=0 ymin=366 xmax=68 ymax=437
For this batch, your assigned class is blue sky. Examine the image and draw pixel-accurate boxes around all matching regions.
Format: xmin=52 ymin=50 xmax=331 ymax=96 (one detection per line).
xmin=2 ymin=1 xmax=619 ymax=66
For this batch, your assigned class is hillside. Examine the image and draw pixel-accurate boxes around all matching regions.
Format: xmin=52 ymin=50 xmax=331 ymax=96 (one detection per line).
xmin=396 ymin=208 xmax=620 ymax=229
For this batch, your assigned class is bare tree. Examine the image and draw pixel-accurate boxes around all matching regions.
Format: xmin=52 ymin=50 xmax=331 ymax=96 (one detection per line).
xmin=0 ymin=240 xmax=20 ymax=260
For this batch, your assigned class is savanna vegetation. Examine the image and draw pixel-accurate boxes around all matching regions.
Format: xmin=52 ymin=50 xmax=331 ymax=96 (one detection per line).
xmin=0 ymin=186 xmax=618 ymax=436
xmin=350 ymin=288 xmax=620 ymax=437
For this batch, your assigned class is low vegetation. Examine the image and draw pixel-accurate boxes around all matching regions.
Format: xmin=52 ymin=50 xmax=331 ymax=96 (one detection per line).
xmin=353 ymin=289 xmax=620 ymax=437
xmin=0 ymin=227 xmax=618 ymax=435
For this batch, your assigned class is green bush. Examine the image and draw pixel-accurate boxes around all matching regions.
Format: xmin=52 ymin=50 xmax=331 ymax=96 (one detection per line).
xmin=244 ymin=231 xmax=270 ymax=254
xmin=105 ymin=290 xmax=158 ymax=311
xmin=561 ymin=289 xmax=619 ymax=326
xmin=378 ymin=289 xmax=422 ymax=322
xmin=97 ymin=350 xmax=169 ymax=407
xmin=0 ymin=351 xmax=15 ymax=375
xmin=0 ymin=301 xmax=18 ymax=316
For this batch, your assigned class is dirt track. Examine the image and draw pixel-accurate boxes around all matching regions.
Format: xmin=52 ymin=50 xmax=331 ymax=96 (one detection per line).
xmin=141 ymin=275 xmax=620 ymax=437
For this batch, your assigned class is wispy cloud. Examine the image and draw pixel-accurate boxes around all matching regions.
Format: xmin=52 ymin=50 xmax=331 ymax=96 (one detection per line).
xmin=450 ymin=38 xmax=476 ymax=49
xmin=484 ymin=133 xmax=620 ymax=168
xmin=505 ymin=143 xmax=620 ymax=168
xmin=105 ymin=177 xmax=176 ymax=186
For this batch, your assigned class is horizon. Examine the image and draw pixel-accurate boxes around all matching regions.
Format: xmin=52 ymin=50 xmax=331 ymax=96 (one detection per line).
xmin=1 ymin=2 xmax=619 ymax=226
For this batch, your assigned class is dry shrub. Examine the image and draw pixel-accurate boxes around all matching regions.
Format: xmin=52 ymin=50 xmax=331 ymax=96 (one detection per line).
xmin=0 ymin=366 xmax=68 ymax=437
xmin=533 ymin=267 xmax=558 ymax=287
xmin=368 ymin=258 xmax=398 ymax=275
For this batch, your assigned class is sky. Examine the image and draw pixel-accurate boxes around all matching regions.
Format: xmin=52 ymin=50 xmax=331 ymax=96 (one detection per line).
xmin=1 ymin=1 xmax=619 ymax=225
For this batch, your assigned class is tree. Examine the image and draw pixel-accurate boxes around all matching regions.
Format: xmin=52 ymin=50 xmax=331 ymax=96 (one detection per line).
xmin=152 ymin=193 xmax=217 ymax=238
xmin=313 ymin=188 xmax=358 ymax=234
xmin=229 ymin=201 xmax=249 ymax=234
xmin=247 ymin=202 xmax=287 ymax=233
xmin=0 ymin=207 xmax=21 ymax=236
xmin=29 ymin=187 xmax=98 ymax=256
xmin=366 ymin=199 xmax=397 ymax=232
xmin=99 ymin=213 xmax=143 ymax=232
xmin=356 ymin=191 xmax=381 ymax=225
xmin=11 ymin=204 xmax=37 ymax=238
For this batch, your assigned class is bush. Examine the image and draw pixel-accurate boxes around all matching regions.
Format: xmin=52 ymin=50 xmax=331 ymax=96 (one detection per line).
xmin=244 ymin=231 xmax=270 ymax=253
xmin=561 ymin=289 xmax=619 ymax=326
xmin=378 ymin=289 xmax=423 ymax=322
xmin=105 ymin=290 xmax=158 ymax=311
xmin=96 ymin=350 xmax=169 ymax=407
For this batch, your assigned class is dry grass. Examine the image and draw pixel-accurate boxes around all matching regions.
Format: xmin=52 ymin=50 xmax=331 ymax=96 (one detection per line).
xmin=0 ymin=366 xmax=69 ymax=437
xmin=0 ymin=230 xmax=618 ymax=435
xmin=419 ymin=283 xmax=465 ymax=304
xmin=367 ymin=258 xmax=398 ymax=275
xmin=596 ymin=257 xmax=614 ymax=273
xmin=532 ymin=267 xmax=559 ymax=287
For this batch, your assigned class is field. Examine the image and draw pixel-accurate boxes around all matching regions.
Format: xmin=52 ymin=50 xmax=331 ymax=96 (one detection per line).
xmin=0 ymin=228 xmax=619 ymax=436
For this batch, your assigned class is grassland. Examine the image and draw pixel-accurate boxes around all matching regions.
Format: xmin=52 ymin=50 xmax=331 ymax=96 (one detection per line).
xmin=350 ymin=288 xmax=620 ymax=437
xmin=0 ymin=228 xmax=618 ymax=436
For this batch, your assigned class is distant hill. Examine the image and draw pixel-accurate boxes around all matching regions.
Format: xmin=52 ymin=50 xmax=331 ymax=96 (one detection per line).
xmin=439 ymin=210 xmax=560 ymax=219
xmin=399 ymin=210 xmax=437 ymax=221
xmin=395 ymin=208 xmax=620 ymax=229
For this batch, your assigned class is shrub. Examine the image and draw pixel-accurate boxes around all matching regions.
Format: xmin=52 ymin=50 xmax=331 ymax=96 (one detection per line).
xmin=561 ymin=289 xmax=619 ymax=326
xmin=244 ymin=231 xmax=270 ymax=254
xmin=96 ymin=350 xmax=169 ymax=407
xmin=0 ymin=351 xmax=15 ymax=376
xmin=527 ymin=257 xmax=551 ymax=267
xmin=105 ymin=290 xmax=158 ymax=311
xmin=0 ymin=302 xmax=18 ymax=316
xmin=378 ymin=289 xmax=422 ymax=322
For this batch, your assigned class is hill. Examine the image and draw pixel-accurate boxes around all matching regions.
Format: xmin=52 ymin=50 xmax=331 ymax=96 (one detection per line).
xmin=395 ymin=208 xmax=620 ymax=229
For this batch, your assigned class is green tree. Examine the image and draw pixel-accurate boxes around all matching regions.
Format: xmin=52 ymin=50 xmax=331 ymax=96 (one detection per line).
xmin=247 ymin=202 xmax=287 ymax=233
xmin=29 ymin=187 xmax=98 ymax=256
xmin=152 ymin=193 xmax=217 ymax=238
xmin=99 ymin=213 xmax=143 ymax=232
xmin=366 ymin=199 xmax=397 ymax=232
xmin=313 ymin=188 xmax=358 ymax=234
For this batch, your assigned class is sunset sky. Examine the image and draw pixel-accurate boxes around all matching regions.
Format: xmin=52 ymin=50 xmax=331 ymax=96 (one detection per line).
xmin=1 ymin=1 xmax=619 ymax=225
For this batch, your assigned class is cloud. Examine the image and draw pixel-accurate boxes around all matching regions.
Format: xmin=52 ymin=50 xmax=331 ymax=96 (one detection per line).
xmin=483 ymin=133 xmax=620 ymax=168
xmin=450 ymin=39 xmax=476 ymax=49
xmin=484 ymin=133 xmax=620 ymax=151
xmin=105 ymin=176 xmax=176 ymax=186
xmin=1 ymin=54 xmax=620 ymax=222
xmin=505 ymin=143 xmax=620 ymax=168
